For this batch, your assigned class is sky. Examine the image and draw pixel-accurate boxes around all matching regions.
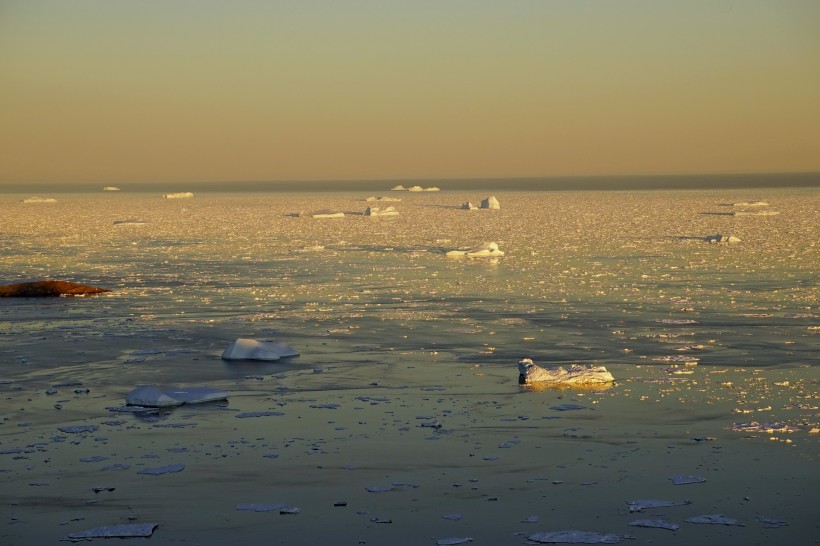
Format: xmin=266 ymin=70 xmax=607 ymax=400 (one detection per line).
xmin=1 ymin=1 xmax=819 ymax=185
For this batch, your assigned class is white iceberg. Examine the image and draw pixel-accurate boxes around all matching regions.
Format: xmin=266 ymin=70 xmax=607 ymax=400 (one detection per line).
xmin=446 ymin=242 xmax=505 ymax=258
xmin=408 ymin=185 xmax=425 ymax=192
xmin=461 ymin=202 xmax=478 ymax=210
xmin=126 ymin=386 xmax=228 ymax=407
xmin=163 ymin=192 xmax=193 ymax=199
xmin=366 ymin=195 xmax=401 ymax=202
xmin=22 ymin=196 xmax=57 ymax=204
xmin=390 ymin=185 xmax=407 ymax=191
xmin=221 ymin=338 xmax=300 ymax=361
xmin=103 ymin=186 xmax=121 ymax=191
xmin=518 ymin=358 xmax=614 ymax=385
xmin=480 ymin=196 xmax=500 ymax=209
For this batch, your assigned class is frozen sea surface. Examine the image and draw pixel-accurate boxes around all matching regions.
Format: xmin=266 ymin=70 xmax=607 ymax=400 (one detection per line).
xmin=0 ymin=188 xmax=817 ymax=544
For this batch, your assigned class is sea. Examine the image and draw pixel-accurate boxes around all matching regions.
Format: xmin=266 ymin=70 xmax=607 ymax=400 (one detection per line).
xmin=0 ymin=173 xmax=818 ymax=544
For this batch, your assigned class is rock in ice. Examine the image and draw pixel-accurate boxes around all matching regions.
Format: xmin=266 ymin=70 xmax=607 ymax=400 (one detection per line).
xmin=221 ymin=338 xmax=300 ymax=361
xmin=527 ymin=530 xmax=629 ymax=544
xmin=480 ymin=196 xmax=500 ymax=209
xmin=518 ymin=359 xmax=614 ymax=386
xmin=446 ymin=242 xmax=505 ymax=258
xmin=126 ymin=386 xmax=228 ymax=407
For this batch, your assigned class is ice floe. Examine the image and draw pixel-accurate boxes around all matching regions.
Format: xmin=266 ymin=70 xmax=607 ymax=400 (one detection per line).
xmin=163 ymin=192 xmax=193 ymax=199
xmin=518 ymin=359 xmax=614 ymax=386
xmin=685 ymin=514 xmax=744 ymax=526
xmin=221 ymin=338 xmax=300 ymax=360
xmin=62 ymin=523 xmax=157 ymax=541
xmin=311 ymin=209 xmax=345 ymax=218
xmin=627 ymin=519 xmax=679 ymax=530
xmin=627 ymin=499 xmax=691 ymax=512
xmin=445 ymin=242 xmax=505 ymax=258
xmin=364 ymin=205 xmax=399 ymax=217
xmin=22 ymin=196 xmax=57 ymax=203
xmin=526 ymin=530 xmax=629 ymax=544
xmin=125 ymin=386 xmax=228 ymax=407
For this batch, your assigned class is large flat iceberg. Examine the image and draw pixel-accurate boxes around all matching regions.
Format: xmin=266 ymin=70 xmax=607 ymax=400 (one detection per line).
xmin=221 ymin=338 xmax=300 ymax=361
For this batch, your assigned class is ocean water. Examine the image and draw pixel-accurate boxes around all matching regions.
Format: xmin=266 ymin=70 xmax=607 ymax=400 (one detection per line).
xmin=0 ymin=185 xmax=818 ymax=544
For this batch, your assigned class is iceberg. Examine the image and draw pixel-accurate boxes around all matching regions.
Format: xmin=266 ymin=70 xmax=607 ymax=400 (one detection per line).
xmin=480 ymin=196 xmax=500 ymax=209
xmin=311 ymin=209 xmax=345 ymax=218
xmin=102 ymin=186 xmax=121 ymax=191
xmin=446 ymin=242 xmax=505 ymax=258
xmin=22 ymin=196 xmax=57 ymax=203
xmin=163 ymin=192 xmax=193 ymax=199
xmin=518 ymin=358 xmax=614 ymax=385
xmin=461 ymin=202 xmax=478 ymax=210
xmin=113 ymin=218 xmax=147 ymax=226
xmin=221 ymin=338 xmax=300 ymax=361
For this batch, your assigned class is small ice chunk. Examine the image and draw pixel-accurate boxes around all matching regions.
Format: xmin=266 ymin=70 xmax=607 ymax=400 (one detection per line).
xmin=235 ymin=411 xmax=285 ymax=418
xmin=628 ymin=519 xmax=679 ymax=530
xmin=62 ymin=523 xmax=157 ymax=540
xmin=627 ymin=499 xmax=691 ymax=512
xmin=685 ymin=514 xmax=744 ymax=526
xmin=550 ymin=404 xmax=587 ymax=411
xmin=436 ymin=538 xmax=473 ymax=545
xmin=235 ymin=503 xmax=287 ymax=512
xmin=668 ymin=475 xmax=706 ymax=485
xmin=366 ymin=485 xmax=394 ymax=493
xmin=527 ymin=530 xmax=629 ymax=543
xmin=441 ymin=514 xmax=463 ymax=521
xmin=138 ymin=464 xmax=185 ymax=475
xmin=221 ymin=338 xmax=300 ymax=361
xmin=756 ymin=516 xmax=788 ymax=528
xmin=58 ymin=425 xmax=98 ymax=434
xmin=446 ymin=242 xmax=505 ymax=258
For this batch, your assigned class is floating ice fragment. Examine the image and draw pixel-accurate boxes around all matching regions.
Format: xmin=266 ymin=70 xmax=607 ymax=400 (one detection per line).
xmin=235 ymin=411 xmax=285 ymax=418
xmin=311 ymin=209 xmax=344 ymax=218
xmin=685 ymin=514 xmax=744 ymax=526
xmin=138 ymin=464 xmax=185 ymax=475
xmin=550 ymin=404 xmax=588 ymax=411
xmin=668 ymin=475 xmax=706 ymax=485
xmin=627 ymin=499 xmax=691 ymax=512
xmin=126 ymin=386 xmax=228 ymax=407
xmin=522 ymin=515 xmax=540 ymax=523
xmin=653 ymin=319 xmax=699 ymax=324
xmin=58 ymin=425 xmax=98 ymax=434
xmin=113 ymin=218 xmax=147 ymax=226
xmin=221 ymin=338 xmax=300 ymax=361
xmin=436 ymin=538 xmax=473 ymax=545
xmin=80 ymin=456 xmax=109 ymax=463
xmin=62 ymin=523 xmax=157 ymax=541
xmin=22 ymin=196 xmax=57 ymax=203
xmin=726 ymin=421 xmax=798 ymax=433
xmin=526 ymin=530 xmax=629 ymax=544
xmin=461 ymin=202 xmax=478 ymax=210
xmin=235 ymin=503 xmax=287 ymax=512
xmin=519 ymin=359 xmax=614 ymax=386
xmin=366 ymin=485 xmax=394 ymax=493
xmin=446 ymin=242 xmax=505 ymax=258
xmin=441 ymin=514 xmax=463 ymax=521
xmin=755 ymin=516 xmax=788 ymax=528
xmin=628 ymin=519 xmax=679 ymax=530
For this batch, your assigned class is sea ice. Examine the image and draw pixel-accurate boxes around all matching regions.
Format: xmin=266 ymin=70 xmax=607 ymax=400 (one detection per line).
xmin=138 ymin=464 xmax=185 ymax=475
xmin=518 ymin=359 xmax=614 ymax=385
xmin=62 ymin=523 xmax=157 ymax=541
xmin=628 ymin=519 xmax=679 ymax=530
xmin=311 ymin=209 xmax=344 ymax=218
xmin=668 ymin=475 xmax=706 ymax=485
xmin=627 ymin=499 xmax=691 ymax=512
xmin=445 ymin=242 xmax=505 ymax=258
xmin=126 ymin=386 xmax=228 ymax=407
xmin=221 ymin=338 xmax=300 ymax=361
xmin=526 ymin=530 xmax=629 ymax=544
xmin=685 ymin=514 xmax=744 ymax=526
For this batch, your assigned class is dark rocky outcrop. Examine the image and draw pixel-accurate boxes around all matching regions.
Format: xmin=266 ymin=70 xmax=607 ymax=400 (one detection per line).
xmin=0 ymin=280 xmax=111 ymax=297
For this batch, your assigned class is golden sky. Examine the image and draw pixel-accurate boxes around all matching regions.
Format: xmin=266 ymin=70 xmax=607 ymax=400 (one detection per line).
xmin=1 ymin=1 xmax=819 ymax=185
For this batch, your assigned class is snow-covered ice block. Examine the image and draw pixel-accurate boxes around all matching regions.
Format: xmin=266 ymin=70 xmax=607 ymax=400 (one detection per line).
xmin=446 ymin=242 xmax=505 ymax=258
xmin=518 ymin=359 xmax=614 ymax=385
xmin=221 ymin=338 xmax=300 ymax=361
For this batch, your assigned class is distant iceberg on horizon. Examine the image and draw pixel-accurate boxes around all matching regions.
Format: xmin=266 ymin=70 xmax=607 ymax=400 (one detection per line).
xmin=103 ymin=186 xmax=121 ymax=191
xmin=163 ymin=192 xmax=193 ymax=199
xmin=22 ymin=196 xmax=57 ymax=204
